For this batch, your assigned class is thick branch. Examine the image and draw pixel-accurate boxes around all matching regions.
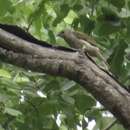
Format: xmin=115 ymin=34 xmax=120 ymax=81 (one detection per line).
xmin=0 ymin=29 xmax=130 ymax=129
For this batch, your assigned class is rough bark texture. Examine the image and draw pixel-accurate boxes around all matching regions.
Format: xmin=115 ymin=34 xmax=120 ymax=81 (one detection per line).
xmin=0 ymin=28 xmax=130 ymax=129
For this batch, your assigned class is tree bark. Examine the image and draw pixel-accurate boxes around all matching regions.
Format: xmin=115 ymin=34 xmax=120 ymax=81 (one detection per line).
xmin=0 ymin=28 xmax=130 ymax=129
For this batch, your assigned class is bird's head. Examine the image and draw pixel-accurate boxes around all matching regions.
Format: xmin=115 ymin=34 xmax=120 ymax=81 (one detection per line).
xmin=58 ymin=29 xmax=73 ymax=39
xmin=57 ymin=29 xmax=82 ymax=48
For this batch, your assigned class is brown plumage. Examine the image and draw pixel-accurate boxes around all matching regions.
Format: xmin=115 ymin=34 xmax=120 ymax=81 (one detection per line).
xmin=58 ymin=29 xmax=108 ymax=69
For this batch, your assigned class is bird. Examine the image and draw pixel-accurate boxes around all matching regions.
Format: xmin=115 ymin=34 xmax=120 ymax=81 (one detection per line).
xmin=58 ymin=29 xmax=108 ymax=69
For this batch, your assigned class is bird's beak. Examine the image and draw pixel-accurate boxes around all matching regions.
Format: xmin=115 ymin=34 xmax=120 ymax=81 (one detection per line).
xmin=57 ymin=32 xmax=61 ymax=37
xmin=57 ymin=31 xmax=64 ymax=37
xmin=57 ymin=32 xmax=64 ymax=38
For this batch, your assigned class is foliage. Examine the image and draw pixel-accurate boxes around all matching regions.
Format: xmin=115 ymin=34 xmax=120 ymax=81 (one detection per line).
xmin=0 ymin=0 xmax=129 ymax=129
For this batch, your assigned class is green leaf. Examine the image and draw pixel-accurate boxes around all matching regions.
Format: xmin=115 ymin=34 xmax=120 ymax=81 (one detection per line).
xmin=79 ymin=15 xmax=95 ymax=34
xmin=72 ymin=4 xmax=83 ymax=11
xmin=61 ymin=81 xmax=76 ymax=91
xmin=38 ymin=98 xmax=59 ymax=115
xmin=0 ymin=102 xmax=5 ymax=113
xmin=94 ymin=21 xmax=120 ymax=35
xmin=75 ymin=94 xmax=96 ymax=114
xmin=48 ymin=29 xmax=56 ymax=44
xmin=33 ymin=18 xmax=42 ymax=38
xmin=0 ymin=69 xmax=11 ymax=78
xmin=0 ymin=0 xmax=14 ymax=16
xmin=95 ymin=7 xmax=122 ymax=35
xmin=108 ymin=40 xmax=128 ymax=77
xmin=53 ymin=4 xmax=70 ymax=26
xmin=61 ymin=94 xmax=75 ymax=105
xmin=5 ymin=108 xmax=22 ymax=116
xmin=109 ymin=0 xmax=125 ymax=10
xmin=72 ymin=18 xmax=80 ymax=29
xmin=86 ymin=108 xmax=102 ymax=120
xmin=94 ymin=117 xmax=125 ymax=130
xmin=126 ymin=17 xmax=130 ymax=41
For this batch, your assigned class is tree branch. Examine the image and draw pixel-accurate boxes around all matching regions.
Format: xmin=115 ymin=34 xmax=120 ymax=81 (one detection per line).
xmin=0 ymin=28 xmax=130 ymax=129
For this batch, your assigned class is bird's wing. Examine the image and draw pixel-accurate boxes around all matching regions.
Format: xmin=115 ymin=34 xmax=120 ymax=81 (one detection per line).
xmin=73 ymin=31 xmax=97 ymax=47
